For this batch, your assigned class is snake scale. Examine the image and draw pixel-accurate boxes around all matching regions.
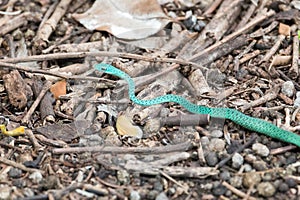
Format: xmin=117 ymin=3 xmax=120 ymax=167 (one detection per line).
xmin=95 ymin=63 xmax=300 ymax=147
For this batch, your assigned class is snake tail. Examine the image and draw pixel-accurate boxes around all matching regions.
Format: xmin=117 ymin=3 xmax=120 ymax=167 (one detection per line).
xmin=95 ymin=63 xmax=300 ymax=147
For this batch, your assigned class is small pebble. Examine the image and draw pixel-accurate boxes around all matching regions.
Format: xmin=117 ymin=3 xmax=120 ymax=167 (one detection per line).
xmin=12 ymin=29 xmax=23 ymax=40
xmin=269 ymin=141 xmax=282 ymax=149
xmin=147 ymin=190 xmax=159 ymax=199
xmin=23 ymin=188 xmax=34 ymax=197
xmin=41 ymin=175 xmax=59 ymax=190
xmin=278 ymin=182 xmax=289 ymax=192
xmin=252 ymin=143 xmax=270 ymax=157
xmin=220 ymin=170 xmax=231 ymax=181
xmin=200 ymin=136 xmax=210 ymax=148
xmin=130 ymin=190 xmax=141 ymax=200
xmin=90 ymin=32 xmax=102 ymax=42
xmin=117 ymin=170 xmax=130 ymax=185
xmin=208 ymin=138 xmax=226 ymax=152
xmin=168 ymin=11 xmax=177 ymax=19
xmin=12 ymin=179 xmax=26 ymax=188
xmin=273 ymin=180 xmax=281 ymax=188
xmin=225 ymin=190 xmax=232 ymax=197
xmin=29 ymin=171 xmax=43 ymax=184
xmin=243 ymin=164 xmax=253 ymax=172
xmin=212 ymin=184 xmax=227 ymax=196
xmin=205 ymin=152 xmax=219 ymax=167
xmin=154 ymin=181 xmax=163 ymax=192
xmin=8 ymin=168 xmax=22 ymax=178
xmin=144 ymin=118 xmax=161 ymax=136
xmin=194 ymin=20 xmax=206 ymax=32
xmin=244 ymin=154 xmax=257 ymax=163
xmin=167 ymin=187 xmax=176 ymax=195
xmin=243 ymin=172 xmax=261 ymax=188
xmin=230 ymin=176 xmax=243 ymax=188
xmin=0 ymin=186 xmax=11 ymax=199
xmin=276 ymin=155 xmax=287 ymax=167
xmin=210 ymin=129 xmax=223 ymax=138
xmin=253 ymin=160 xmax=268 ymax=171
xmin=286 ymin=154 xmax=297 ymax=165
xmin=24 ymin=29 xmax=35 ymax=40
xmin=262 ymin=173 xmax=272 ymax=181
xmin=294 ymin=92 xmax=300 ymax=107
xmin=281 ymin=81 xmax=295 ymax=97
xmin=257 ymin=182 xmax=276 ymax=197
xmin=231 ymin=153 xmax=244 ymax=169
xmin=155 ymin=192 xmax=168 ymax=200
xmin=285 ymin=178 xmax=297 ymax=188
xmin=201 ymin=183 xmax=213 ymax=190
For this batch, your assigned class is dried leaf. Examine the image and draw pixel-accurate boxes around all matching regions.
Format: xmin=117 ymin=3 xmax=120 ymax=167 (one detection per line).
xmin=279 ymin=23 xmax=290 ymax=36
xmin=72 ymin=0 xmax=170 ymax=39
xmin=116 ymin=115 xmax=143 ymax=138
xmin=50 ymin=80 xmax=67 ymax=99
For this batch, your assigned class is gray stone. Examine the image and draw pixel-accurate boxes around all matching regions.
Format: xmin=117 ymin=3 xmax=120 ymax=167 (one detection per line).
xmin=252 ymin=143 xmax=270 ymax=157
xmin=211 ymin=129 xmax=223 ymax=138
xmin=243 ymin=164 xmax=253 ymax=172
xmin=294 ymin=92 xmax=300 ymax=107
xmin=155 ymin=192 xmax=168 ymax=200
xmin=28 ymin=171 xmax=43 ymax=184
xmin=220 ymin=170 xmax=231 ymax=181
xmin=232 ymin=153 xmax=244 ymax=169
xmin=281 ymin=81 xmax=295 ymax=97
xmin=8 ymin=168 xmax=22 ymax=178
xmin=205 ymin=152 xmax=219 ymax=167
xmin=130 ymin=190 xmax=141 ymax=200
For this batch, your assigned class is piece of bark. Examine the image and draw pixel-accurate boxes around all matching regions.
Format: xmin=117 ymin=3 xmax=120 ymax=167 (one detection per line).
xmin=3 ymin=70 xmax=32 ymax=109
xmin=179 ymin=0 xmax=242 ymax=59
xmin=0 ymin=12 xmax=41 ymax=36
xmin=191 ymin=35 xmax=249 ymax=65
xmin=261 ymin=34 xmax=285 ymax=63
xmin=289 ymin=34 xmax=299 ymax=79
xmin=240 ymin=84 xmax=281 ymax=112
xmin=188 ymin=69 xmax=212 ymax=95
xmin=32 ymin=77 xmax=55 ymax=122
xmin=22 ymin=81 xmax=52 ymax=124
xmin=34 ymin=0 xmax=72 ymax=46
xmin=56 ymin=41 xmax=106 ymax=52
xmin=235 ymin=2 xmax=257 ymax=31
xmin=52 ymin=140 xmax=193 ymax=154
xmin=188 ymin=10 xmax=275 ymax=66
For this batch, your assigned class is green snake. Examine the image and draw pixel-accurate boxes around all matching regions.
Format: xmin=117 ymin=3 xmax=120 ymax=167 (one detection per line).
xmin=95 ymin=63 xmax=300 ymax=147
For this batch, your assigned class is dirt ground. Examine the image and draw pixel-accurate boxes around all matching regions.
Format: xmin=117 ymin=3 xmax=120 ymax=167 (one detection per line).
xmin=0 ymin=0 xmax=300 ymax=199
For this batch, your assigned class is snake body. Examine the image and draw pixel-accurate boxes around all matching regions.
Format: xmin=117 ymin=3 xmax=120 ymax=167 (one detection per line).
xmin=95 ymin=63 xmax=300 ymax=147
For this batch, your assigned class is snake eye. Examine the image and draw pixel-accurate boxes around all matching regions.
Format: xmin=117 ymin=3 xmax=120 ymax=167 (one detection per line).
xmin=95 ymin=64 xmax=107 ymax=72
xmin=100 ymin=65 xmax=107 ymax=71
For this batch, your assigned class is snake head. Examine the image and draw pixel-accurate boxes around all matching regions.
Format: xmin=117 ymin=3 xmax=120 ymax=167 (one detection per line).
xmin=94 ymin=63 xmax=109 ymax=72
xmin=95 ymin=64 xmax=120 ymax=76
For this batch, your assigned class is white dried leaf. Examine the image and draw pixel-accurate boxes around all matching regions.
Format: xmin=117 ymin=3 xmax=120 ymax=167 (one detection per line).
xmin=73 ymin=0 xmax=170 ymax=39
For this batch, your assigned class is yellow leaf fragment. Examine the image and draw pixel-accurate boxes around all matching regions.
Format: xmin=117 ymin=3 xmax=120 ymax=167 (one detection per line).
xmin=116 ymin=115 xmax=143 ymax=138
xmin=0 ymin=124 xmax=25 ymax=136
